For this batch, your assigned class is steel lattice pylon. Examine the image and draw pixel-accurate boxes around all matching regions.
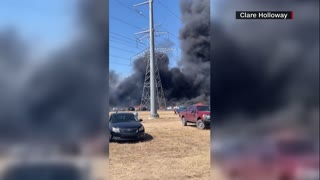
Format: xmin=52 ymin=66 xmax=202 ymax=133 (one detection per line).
xmin=139 ymin=50 xmax=167 ymax=110
xmin=132 ymin=23 xmax=176 ymax=110
xmin=140 ymin=52 xmax=151 ymax=108
xmin=154 ymin=55 xmax=167 ymax=110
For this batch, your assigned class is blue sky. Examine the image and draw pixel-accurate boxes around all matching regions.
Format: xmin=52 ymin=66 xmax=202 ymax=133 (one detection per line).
xmin=110 ymin=0 xmax=182 ymax=77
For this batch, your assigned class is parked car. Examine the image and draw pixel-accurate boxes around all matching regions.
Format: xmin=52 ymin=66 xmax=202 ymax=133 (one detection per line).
xmin=109 ymin=112 xmax=145 ymax=141
xmin=176 ymin=106 xmax=187 ymax=116
xmin=179 ymin=104 xmax=210 ymax=129
xmin=140 ymin=106 xmax=148 ymax=111
xmin=127 ymin=107 xmax=135 ymax=111
xmin=217 ymin=132 xmax=319 ymax=180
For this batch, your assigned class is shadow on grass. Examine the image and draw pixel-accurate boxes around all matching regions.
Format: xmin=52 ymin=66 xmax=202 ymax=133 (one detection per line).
xmin=186 ymin=123 xmax=210 ymax=130
xmin=110 ymin=133 xmax=154 ymax=144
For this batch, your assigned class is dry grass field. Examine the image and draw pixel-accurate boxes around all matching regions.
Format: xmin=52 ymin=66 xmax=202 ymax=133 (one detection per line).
xmin=109 ymin=111 xmax=210 ymax=180
xmin=0 ymin=111 xmax=227 ymax=180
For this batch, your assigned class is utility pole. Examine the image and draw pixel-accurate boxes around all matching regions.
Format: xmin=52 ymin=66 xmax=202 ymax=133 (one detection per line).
xmin=148 ymin=0 xmax=159 ymax=118
xmin=134 ymin=0 xmax=159 ymax=118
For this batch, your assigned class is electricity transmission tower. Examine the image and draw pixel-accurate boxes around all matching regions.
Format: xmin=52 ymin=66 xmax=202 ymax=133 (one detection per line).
xmin=132 ymin=47 xmax=175 ymax=110
xmin=133 ymin=0 xmax=167 ymax=118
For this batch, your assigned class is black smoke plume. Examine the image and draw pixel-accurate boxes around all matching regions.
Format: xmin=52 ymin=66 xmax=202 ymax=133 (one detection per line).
xmin=110 ymin=0 xmax=210 ymax=107
xmin=0 ymin=0 xmax=108 ymax=145
xmin=211 ymin=0 xmax=319 ymax=134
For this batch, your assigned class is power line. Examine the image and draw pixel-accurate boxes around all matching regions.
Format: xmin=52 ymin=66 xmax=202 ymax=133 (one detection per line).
xmin=156 ymin=0 xmax=180 ymax=20
xmin=166 ymin=31 xmax=180 ymax=40
xmin=157 ymin=25 xmax=180 ymax=41
xmin=110 ymin=54 xmax=131 ymax=60
xmin=110 ymin=37 xmax=140 ymax=47
xmin=112 ymin=0 xmax=181 ymax=43
xmin=112 ymin=0 xmax=149 ymax=20
xmin=110 ymin=35 xmax=146 ymax=49
xmin=110 ymin=45 xmax=137 ymax=54
xmin=110 ymin=61 xmax=131 ymax=66
xmin=112 ymin=0 xmax=133 ymax=11
xmin=110 ymin=34 xmax=137 ymax=45
xmin=110 ymin=40 xmax=144 ymax=51
xmin=110 ymin=15 xmax=142 ymax=30
xmin=111 ymin=32 xmax=147 ymax=46
xmin=151 ymin=1 xmax=181 ymax=41
xmin=112 ymin=1 xmax=180 ymax=45
xmin=110 ymin=32 xmax=137 ymax=42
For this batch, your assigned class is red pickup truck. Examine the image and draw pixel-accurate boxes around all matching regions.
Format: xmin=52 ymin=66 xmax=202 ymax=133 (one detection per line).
xmin=179 ymin=104 xmax=210 ymax=129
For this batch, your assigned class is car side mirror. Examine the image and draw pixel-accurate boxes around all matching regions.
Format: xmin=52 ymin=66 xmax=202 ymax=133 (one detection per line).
xmin=139 ymin=119 xmax=143 ymax=122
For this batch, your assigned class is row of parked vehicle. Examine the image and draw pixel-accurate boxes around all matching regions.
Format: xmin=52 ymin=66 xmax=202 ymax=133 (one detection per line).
xmin=108 ymin=103 xmax=211 ymax=142
xmin=112 ymin=106 xmax=149 ymax=112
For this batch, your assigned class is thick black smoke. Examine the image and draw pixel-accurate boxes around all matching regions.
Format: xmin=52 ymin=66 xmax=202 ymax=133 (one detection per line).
xmin=0 ymin=29 xmax=29 ymax=143
xmin=110 ymin=0 xmax=210 ymax=107
xmin=0 ymin=0 xmax=108 ymax=145
xmin=178 ymin=0 xmax=210 ymax=104
xmin=211 ymin=0 xmax=319 ymax=130
xmin=109 ymin=56 xmax=145 ymax=106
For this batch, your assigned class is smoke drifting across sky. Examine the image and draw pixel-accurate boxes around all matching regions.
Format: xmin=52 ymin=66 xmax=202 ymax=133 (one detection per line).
xmin=109 ymin=0 xmax=210 ymax=107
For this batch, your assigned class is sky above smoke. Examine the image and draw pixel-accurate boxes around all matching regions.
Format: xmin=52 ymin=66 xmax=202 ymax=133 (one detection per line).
xmin=109 ymin=0 xmax=210 ymax=107
xmin=0 ymin=0 xmax=108 ymax=145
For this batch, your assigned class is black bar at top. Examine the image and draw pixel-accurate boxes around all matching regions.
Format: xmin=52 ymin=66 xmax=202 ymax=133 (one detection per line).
xmin=236 ymin=11 xmax=293 ymax=19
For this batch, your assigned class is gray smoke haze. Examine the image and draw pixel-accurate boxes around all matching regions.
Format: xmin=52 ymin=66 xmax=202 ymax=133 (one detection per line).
xmin=109 ymin=0 xmax=210 ymax=107
xmin=0 ymin=0 xmax=108 ymax=145
xmin=211 ymin=0 xmax=319 ymax=135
